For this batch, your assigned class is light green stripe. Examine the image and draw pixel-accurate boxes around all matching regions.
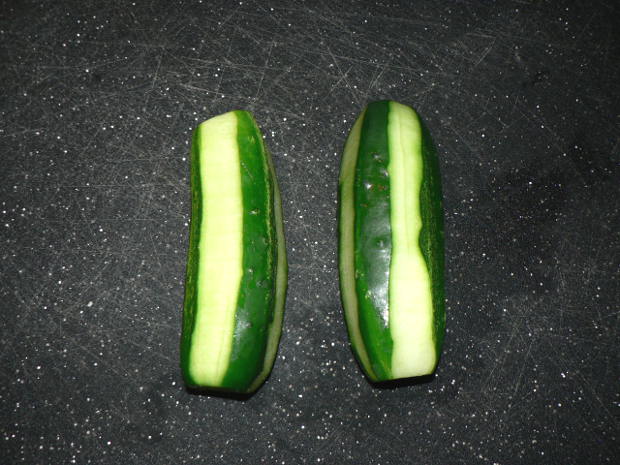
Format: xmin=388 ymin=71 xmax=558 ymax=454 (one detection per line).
xmin=387 ymin=101 xmax=436 ymax=377
xmin=190 ymin=111 xmax=244 ymax=386
xmin=338 ymin=109 xmax=376 ymax=380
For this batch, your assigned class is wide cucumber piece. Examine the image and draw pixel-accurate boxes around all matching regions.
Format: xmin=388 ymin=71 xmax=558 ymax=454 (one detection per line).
xmin=339 ymin=100 xmax=445 ymax=382
xmin=181 ymin=110 xmax=287 ymax=394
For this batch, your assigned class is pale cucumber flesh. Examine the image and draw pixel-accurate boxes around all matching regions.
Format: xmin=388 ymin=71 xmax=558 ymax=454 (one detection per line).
xmin=188 ymin=112 xmax=244 ymax=387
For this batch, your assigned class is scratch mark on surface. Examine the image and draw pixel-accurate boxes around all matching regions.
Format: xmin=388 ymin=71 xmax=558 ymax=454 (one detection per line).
xmin=255 ymin=40 xmax=275 ymax=100
xmin=472 ymin=38 xmax=496 ymax=69
xmin=325 ymin=45 xmax=360 ymax=105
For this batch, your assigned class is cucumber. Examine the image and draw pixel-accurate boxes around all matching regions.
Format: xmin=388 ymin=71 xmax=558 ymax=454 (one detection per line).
xmin=338 ymin=100 xmax=445 ymax=382
xmin=181 ymin=110 xmax=287 ymax=394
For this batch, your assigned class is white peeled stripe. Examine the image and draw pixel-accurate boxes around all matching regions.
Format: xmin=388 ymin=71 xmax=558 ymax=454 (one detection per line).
xmin=189 ymin=111 xmax=244 ymax=386
xmin=387 ymin=101 xmax=437 ymax=378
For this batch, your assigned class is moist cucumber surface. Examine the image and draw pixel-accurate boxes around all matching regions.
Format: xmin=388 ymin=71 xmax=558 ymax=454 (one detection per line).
xmin=181 ymin=110 xmax=287 ymax=393
xmin=339 ymin=100 xmax=444 ymax=382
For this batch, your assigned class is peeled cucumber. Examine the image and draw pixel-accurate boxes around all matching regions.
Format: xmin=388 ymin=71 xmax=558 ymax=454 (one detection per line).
xmin=338 ymin=100 xmax=445 ymax=382
xmin=181 ymin=110 xmax=287 ymax=394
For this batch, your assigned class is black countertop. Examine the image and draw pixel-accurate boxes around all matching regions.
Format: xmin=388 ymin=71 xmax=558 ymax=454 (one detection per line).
xmin=1 ymin=1 xmax=618 ymax=463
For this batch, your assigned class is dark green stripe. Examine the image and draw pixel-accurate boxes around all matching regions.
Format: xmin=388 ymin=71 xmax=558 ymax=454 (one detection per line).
xmin=353 ymin=100 xmax=394 ymax=380
xmin=417 ymin=115 xmax=445 ymax=356
xmin=180 ymin=128 xmax=203 ymax=387
xmin=220 ymin=111 xmax=276 ymax=391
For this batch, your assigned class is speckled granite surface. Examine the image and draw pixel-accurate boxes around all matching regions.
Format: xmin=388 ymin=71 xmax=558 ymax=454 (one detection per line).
xmin=1 ymin=1 xmax=618 ymax=463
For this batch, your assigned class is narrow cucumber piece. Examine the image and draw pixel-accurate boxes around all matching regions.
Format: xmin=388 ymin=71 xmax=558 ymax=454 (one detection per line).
xmin=181 ymin=110 xmax=287 ymax=394
xmin=339 ymin=100 xmax=445 ymax=382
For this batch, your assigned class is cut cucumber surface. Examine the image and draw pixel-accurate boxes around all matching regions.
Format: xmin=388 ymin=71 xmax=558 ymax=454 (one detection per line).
xmin=181 ymin=110 xmax=287 ymax=394
xmin=338 ymin=100 xmax=445 ymax=382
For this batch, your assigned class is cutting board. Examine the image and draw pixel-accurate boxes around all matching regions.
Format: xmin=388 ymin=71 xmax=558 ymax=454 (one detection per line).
xmin=1 ymin=1 xmax=618 ymax=463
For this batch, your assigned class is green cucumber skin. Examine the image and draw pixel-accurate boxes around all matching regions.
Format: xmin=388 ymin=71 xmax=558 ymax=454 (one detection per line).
xmin=353 ymin=100 xmax=393 ymax=380
xmin=181 ymin=110 xmax=286 ymax=393
xmin=418 ymin=119 xmax=445 ymax=355
xmin=339 ymin=100 xmax=445 ymax=381
xmin=219 ymin=111 xmax=277 ymax=391
xmin=180 ymin=128 xmax=202 ymax=387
